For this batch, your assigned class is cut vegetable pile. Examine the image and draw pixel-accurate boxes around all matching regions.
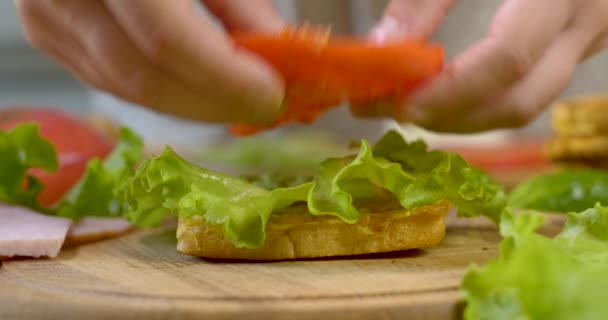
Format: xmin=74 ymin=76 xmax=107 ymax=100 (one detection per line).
xmin=0 ymin=108 xmax=115 ymax=205
xmin=0 ymin=109 xmax=143 ymax=258
xmin=0 ymin=122 xmax=142 ymax=218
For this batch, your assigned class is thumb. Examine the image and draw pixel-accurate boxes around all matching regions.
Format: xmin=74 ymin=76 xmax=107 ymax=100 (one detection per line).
xmin=370 ymin=0 xmax=456 ymax=44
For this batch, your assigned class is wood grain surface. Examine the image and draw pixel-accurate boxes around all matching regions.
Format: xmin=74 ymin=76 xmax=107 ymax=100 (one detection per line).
xmin=0 ymin=211 xmax=564 ymax=320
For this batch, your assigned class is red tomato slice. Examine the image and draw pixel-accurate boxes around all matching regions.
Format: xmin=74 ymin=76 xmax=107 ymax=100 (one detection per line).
xmin=441 ymin=139 xmax=551 ymax=171
xmin=442 ymin=139 xmax=556 ymax=188
xmin=0 ymin=107 xmax=114 ymax=206
xmin=229 ymin=27 xmax=444 ymax=135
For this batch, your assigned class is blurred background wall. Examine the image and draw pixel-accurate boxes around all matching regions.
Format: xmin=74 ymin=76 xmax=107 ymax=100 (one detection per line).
xmin=1 ymin=0 xmax=606 ymax=141
xmin=0 ymin=1 xmax=87 ymax=110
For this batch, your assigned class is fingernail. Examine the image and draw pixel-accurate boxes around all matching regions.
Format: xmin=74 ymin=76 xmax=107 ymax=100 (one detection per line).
xmin=263 ymin=95 xmax=286 ymax=125
xmin=246 ymin=90 xmax=285 ymax=126
xmin=370 ymin=16 xmax=404 ymax=45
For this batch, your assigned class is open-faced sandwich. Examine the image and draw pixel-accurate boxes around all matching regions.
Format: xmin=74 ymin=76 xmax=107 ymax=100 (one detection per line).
xmin=118 ymin=130 xmax=505 ymax=260
xmin=111 ymin=27 xmax=501 ymax=260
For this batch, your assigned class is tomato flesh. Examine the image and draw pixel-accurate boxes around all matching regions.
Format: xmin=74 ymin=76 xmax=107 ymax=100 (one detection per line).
xmin=229 ymin=28 xmax=444 ymax=135
xmin=0 ymin=107 xmax=114 ymax=206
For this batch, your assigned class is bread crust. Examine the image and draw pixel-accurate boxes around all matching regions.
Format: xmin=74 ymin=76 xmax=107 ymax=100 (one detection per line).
xmin=176 ymin=200 xmax=451 ymax=260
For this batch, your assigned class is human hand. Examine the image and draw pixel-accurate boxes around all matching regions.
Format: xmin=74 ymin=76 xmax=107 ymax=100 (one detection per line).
xmin=368 ymin=0 xmax=608 ymax=133
xmin=14 ymin=0 xmax=285 ymax=125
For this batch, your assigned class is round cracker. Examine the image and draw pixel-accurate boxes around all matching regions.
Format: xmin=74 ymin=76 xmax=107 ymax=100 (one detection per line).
xmin=544 ymin=136 xmax=608 ymax=161
xmin=552 ymin=95 xmax=608 ymax=136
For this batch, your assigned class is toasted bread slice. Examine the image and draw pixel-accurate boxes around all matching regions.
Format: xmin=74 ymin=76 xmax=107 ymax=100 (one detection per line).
xmin=176 ymin=199 xmax=451 ymax=260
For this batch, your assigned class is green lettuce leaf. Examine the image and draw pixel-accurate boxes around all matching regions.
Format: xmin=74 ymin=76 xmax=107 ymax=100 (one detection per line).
xmin=196 ymin=131 xmax=348 ymax=173
xmin=119 ymin=130 xmax=506 ymax=248
xmin=461 ymin=204 xmax=608 ymax=320
xmin=372 ymin=131 xmax=506 ymax=222
xmin=56 ymin=127 xmax=143 ymax=219
xmin=118 ymin=147 xmax=311 ymax=248
xmin=0 ymin=123 xmax=143 ymax=219
xmin=0 ymin=124 xmax=58 ymax=212
xmin=508 ymin=169 xmax=608 ymax=213
xmin=242 ymin=173 xmax=313 ymax=190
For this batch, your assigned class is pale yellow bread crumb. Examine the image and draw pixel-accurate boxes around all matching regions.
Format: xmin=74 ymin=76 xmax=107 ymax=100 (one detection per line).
xmin=176 ymin=199 xmax=451 ymax=260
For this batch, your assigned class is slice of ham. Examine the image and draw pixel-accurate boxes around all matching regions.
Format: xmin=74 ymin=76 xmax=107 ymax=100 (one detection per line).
xmin=0 ymin=204 xmax=71 ymax=259
xmin=65 ymin=217 xmax=132 ymax=246
xmin=0 ymin=203 xmax=134 ymax=260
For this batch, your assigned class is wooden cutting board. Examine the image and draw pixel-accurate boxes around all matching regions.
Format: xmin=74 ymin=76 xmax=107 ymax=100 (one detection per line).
xmin=0 ymin=212 xmax=563 ymax=320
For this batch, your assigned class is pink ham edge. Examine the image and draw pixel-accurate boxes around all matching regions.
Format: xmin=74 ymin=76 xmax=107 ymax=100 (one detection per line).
xmin=66 ymin=217 xmax=133 ymax=246
xmin=0 ymin=203 xmax=71 ymax=259
xmin=1 ymin=203 xmax=134 ymax=259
